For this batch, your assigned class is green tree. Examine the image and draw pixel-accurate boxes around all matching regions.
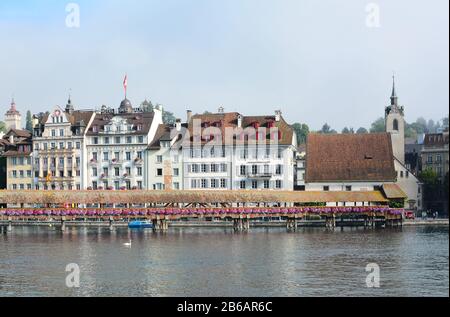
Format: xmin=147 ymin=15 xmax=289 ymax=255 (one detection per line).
xmin=320 ymin=123 xmax=337 ymax=134
xmin=442 ymin=115 xmax=449 ymax=128
xmin=370 ymin=117 xmax=385 ymax=133
xmin=162 ymin=109 xmax=176 ymax=125
xmin=25 ymin=111 xmax=33 ymax=132
xmin=341 ymin=127 xmax=355 ymax=134
xmin=356 ymin=127 xmax=368 ymax=134
xmin=292 ymin=123 xmax=309 ymax=145
xmin=0 ymin=121 xmax=6 ymax=133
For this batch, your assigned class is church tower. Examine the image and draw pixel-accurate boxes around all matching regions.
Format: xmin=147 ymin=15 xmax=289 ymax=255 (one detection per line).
xmin=385 ymin=76 xmax=405 ymax=164
xmin=4 ymin=98 xmax=22 ymax=130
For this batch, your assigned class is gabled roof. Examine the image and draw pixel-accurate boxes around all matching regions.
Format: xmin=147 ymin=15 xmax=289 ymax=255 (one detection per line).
xmin=382 ymin=184 xmax=407 ymax=199
xmin=305 ymin=133 xmax=397 ymax=183
xmin=5 ymin=128 xmax=31 ymax=138
xmin=183 ymin=111 xmax=295 ymax=146
xmin=423 ymin=132 xmax=449 ymax=148
xmin=86 ymin=112 xmax=155 ymax=136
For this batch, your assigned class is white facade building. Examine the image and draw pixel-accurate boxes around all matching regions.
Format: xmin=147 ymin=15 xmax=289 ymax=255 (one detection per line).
xmin=85 ymin=99 xmax=162 ymax=191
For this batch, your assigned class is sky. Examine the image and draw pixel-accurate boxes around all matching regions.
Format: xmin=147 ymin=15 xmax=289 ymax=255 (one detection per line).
xmin=0 ymin=0 xmax=448 ymax=131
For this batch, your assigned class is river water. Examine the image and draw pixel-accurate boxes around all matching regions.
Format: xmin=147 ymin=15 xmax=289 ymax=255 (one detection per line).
xmin=0 ymin=226 xmax=448 ymax=297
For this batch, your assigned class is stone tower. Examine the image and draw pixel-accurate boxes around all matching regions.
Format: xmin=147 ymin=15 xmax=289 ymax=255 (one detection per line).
xmin=4 ymin=98 xmax=22 ymax=130
xmin=385 ymin=76 xmax=405 ymax=164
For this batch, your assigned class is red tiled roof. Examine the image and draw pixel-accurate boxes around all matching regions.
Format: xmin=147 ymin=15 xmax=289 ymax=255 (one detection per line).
xmin=305 ymin=133 xmax=397 ymax=183
xmin=183 ymin=112 xmax=294 ymax=146
xmin=424 ymin=133 xmax=449 ymax=148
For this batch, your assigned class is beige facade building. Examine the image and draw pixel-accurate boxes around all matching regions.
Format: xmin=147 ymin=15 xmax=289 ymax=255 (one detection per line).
xmin=32 ymin=99 xmax=95 ymax=190
xmin=421 ymin=132 xmax=449 ymax=181
xmin=3 ymin=129 xmax=33 ymax=191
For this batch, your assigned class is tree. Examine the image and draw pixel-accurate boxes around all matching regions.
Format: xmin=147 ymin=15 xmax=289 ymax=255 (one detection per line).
xmin=0 ymin=121 xmax=6 ymax=133
xmin=356 ymin=127 xmax=368 ymax=134
xmin=162 ymin=109 xmax=176 ymax=125
xmin=292 ymin=123 xmax=309 ymax=145
xmin=370 ymin=117 xmax=385 ymax=133
xmin=320 ymin=123 xmax=337 ymax=134
xmin=427 ymin=119 xmax=436 ymax=133
xmin=442 ymin=115 xmax=449 ymax=128
xmin=26 ymin=111 xmax=33 ymax=132
xmin=341 ymin=127 xmax=355 ymax=134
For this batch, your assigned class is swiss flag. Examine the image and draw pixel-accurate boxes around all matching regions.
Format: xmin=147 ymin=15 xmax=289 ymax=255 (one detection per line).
xmin=123 ymin=74 xmax=128 ymax=90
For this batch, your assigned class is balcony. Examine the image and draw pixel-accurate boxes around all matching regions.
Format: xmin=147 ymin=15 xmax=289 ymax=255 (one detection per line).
xmin=38 ymin=148 xmax=75 ymax=155
xmin=110 ymin=159 xmax=123 ymax=165
xmin=246 ymin=172 xmax=273 ymax=179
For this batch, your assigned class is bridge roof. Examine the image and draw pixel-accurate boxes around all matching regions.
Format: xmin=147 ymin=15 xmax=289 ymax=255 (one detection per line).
xmin=0 ymin=190 xmax=388 ymax=205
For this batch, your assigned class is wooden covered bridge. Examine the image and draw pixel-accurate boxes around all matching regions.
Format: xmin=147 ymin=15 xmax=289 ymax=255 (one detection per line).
xmin=0 ymin=188 xmax=405 ymax=231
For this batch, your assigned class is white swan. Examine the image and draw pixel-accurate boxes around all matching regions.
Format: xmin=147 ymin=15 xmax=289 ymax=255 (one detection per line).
xmin=123 ymin=239 xmax=132 ymax=247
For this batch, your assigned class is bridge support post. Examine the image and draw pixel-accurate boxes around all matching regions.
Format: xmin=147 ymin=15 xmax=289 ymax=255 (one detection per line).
xmin=109 ymin=217 xmax=115 ymax=232
xmin=7 ymin=217 xmax=12 ymax=232
xmin=61 ymin=217 xmax=66 ymax=232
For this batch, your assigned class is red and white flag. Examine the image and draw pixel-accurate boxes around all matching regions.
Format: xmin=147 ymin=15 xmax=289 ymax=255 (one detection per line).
xmin=123 ymin=74 xmax=128 ymax=93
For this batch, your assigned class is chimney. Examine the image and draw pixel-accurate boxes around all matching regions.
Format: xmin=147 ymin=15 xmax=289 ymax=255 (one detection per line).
xmin=176 ymin=119 xmax=182 ymax=132
xmin=187 ymin=110 xmax=193 ymax=122
xmin=237 ymin=115 xmax=243 ymax=128
xmin=275 ymin=110 xmax=282 ymax=122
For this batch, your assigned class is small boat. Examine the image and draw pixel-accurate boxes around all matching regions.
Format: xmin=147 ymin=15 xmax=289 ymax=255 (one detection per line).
xmin=128 ymin=220 xmax=153 ymax=229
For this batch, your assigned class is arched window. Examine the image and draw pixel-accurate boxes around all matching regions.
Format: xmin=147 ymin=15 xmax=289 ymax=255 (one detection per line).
xmin=393 ymin=119 xmax=399 ymax=131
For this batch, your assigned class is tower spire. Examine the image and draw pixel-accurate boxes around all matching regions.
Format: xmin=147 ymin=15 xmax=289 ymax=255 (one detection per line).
xmin=391 ymin=73 xmax=398 ymax=106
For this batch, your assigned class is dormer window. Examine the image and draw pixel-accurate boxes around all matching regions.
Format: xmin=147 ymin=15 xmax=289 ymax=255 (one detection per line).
xmin=92 ymin=125 xmax=98 ymax=133
xmin=137 ymin=124 xmax=143 ymax=131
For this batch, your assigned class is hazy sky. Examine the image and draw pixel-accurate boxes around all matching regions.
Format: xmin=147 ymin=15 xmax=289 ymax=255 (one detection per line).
xmin=0 ymin=0 xmax=448 ymax=130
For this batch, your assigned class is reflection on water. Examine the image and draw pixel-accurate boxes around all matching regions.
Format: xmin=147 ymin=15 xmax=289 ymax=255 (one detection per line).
xmin=0 ymin=226 xmax=448 ymax=297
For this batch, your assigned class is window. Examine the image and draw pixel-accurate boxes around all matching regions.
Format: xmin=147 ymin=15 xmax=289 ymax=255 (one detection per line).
xmin=201 ymin=164 xmax=208 ymax=173
xmin=127 ymin=136 xmax=132 ymax=144
xmin=173 ymin=182 xmax=180 ymax=190
xmin=126 ymin=167 xmax=131 ymax=175
xmin=137 ymin=181 xmax=143 ymax=190
xmin=114 ymin=181 xmax=120 ymax=190
xmin=115 ymin=137 xmax=121 ymax=144
xmin=103 ymin=152 xmax=109 ymax=161
xmin=211 ymin=164 xmax=217 ymax=173
xmin=157 ymin=169 xmax=163 ymax=176
xmin=436 ymin=154 xmax=442 ymax=163
xmin=126 ymin=152 xmax=131 ymax=161
xmin=276 ymin=180 xmax=282 ymax=189
xmin=115 ymin=168 xmax=120 ymax=177
xmin=220 ymin=163 xmax=227 ymax=173
xmin=427 ymin=155 xmax=433 ymax=164
xmin=393 ymin=119 xmax=399 ymax=131
xmin=211 ymin=179 xmax=217 ymax=188
xmin=252 ymin=165 xmax=258 ymax=175
xmin=137 ymin=152 xmax=143 ymax=160
xmin=173 ymin=168 xmax=179 ymax=177
xmin=201 ymin=179 xmax=208 ymax=188
xmin=220 ymin=179 xmax=227 ymax=188
xmin=93 ymin=168 xmax=98 ymax=177
xmin=252 ymin=180 xmax=258 ymax=189
xmin=93 ymin=137 xmax=98 ymax=145
xmin=137 ymin=167 xmax=143 ymax=176
xmin=400 ymin=171 xmax=404 ymax=178
xmin=240 ymin=165 xmax=246 ymax=176
xmin=103 ymin=168 xmax=109 ymax=177
xmin=59 ymin=142 xmax=64 ymax=149
xmin=51 ymin=130 xmax=56 ymax=137
xmin=323 ymin=186 xmax=330 ymax=191
xmin=346 ymin=186 xmax=352 ymax=191
xmin=264 ymin=180 xmax=270 ymax=189
xmin=104 ymin=137 xmax=110 ymax=145
xmin=126 ymin=181 xmax=131 ymax=190
xmin=93 ymin=181 xmax=98 ymax=190
xmin=114 ymin=152 xmax=120 ymax=160
xmin=406 ymin=171 xmax=409 ymax=178
xmin=76 ymin=142 xmax=81 ymax=149
xmin=68 ymin=142 xmax=73 ymax=149
xmin=92 ymin=152 xmax=98 ymax=161
xmin=276 ymin=165 xmax=282 ymax=175
xmin=157 ymin=155 xmax=163 ymax=164
xmin=240 ymin=181 xmax=246 ymax=189
xmin=138 ymin=136 xmax=144 ymax=143
xmin=60 ymin=129 xmax=64 ymax=137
